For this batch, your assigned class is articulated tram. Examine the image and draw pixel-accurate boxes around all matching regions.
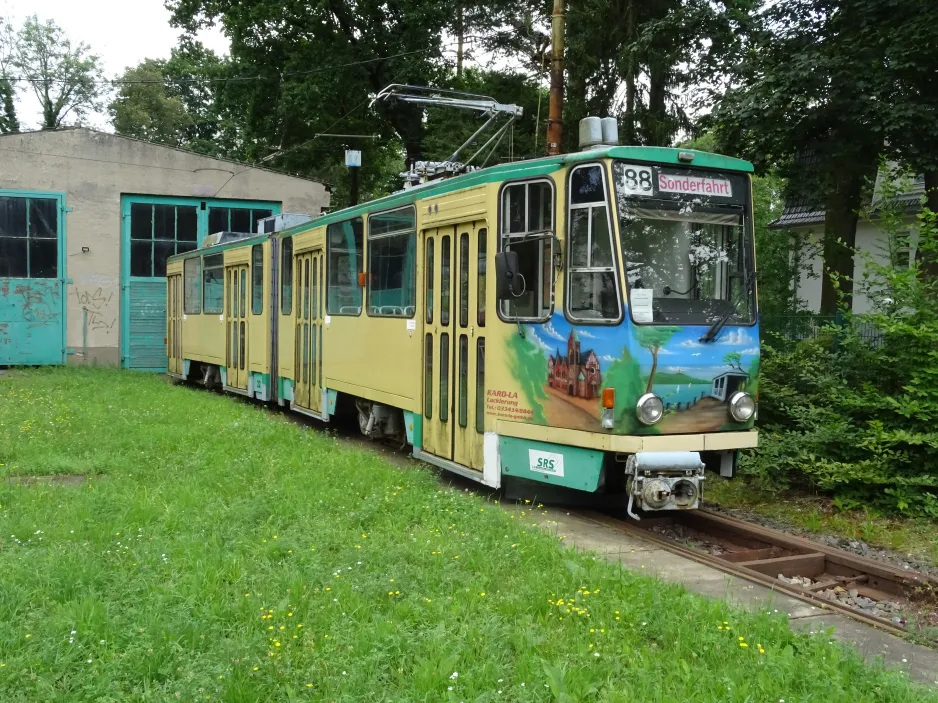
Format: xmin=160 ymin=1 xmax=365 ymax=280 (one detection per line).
xmin=166 ymin=142 xmax=759 ymax=516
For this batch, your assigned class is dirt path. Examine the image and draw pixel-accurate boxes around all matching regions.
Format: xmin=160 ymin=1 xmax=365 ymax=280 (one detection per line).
xmin=657 ymin=397 xmax=728 ymax=433
xmin=543 ymin=384 xmax=600 ymax=431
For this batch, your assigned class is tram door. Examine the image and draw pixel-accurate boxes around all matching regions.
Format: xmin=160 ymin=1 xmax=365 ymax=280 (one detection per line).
xmin=422 ymin=221 xmax=487 ymax=471
xmin=226 ymin=263 xmax=249 ymax=390
xmin=293 ymin=248 xmax=324 ymax=414
xmin=166 ymin=273 xmax=183 ymax=375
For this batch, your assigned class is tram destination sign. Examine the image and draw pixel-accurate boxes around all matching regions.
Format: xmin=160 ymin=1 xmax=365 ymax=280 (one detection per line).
xmin=657 ymin=173 xmax=732 ymax=197
xmin=617 ymin=163 xmax=738 ymax=202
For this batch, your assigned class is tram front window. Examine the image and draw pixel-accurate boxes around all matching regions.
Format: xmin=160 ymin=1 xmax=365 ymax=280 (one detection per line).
xmin=613 ymin=161 xmax=755 ymax=326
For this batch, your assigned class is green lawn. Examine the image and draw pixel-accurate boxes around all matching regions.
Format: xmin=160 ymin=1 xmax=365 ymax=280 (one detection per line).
xmin=0 ymin=367 xmax=932 ymax=702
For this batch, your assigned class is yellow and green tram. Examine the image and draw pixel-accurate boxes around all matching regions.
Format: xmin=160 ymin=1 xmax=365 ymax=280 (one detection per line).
xmin=166 ymin=144 xmax=759 ymax=515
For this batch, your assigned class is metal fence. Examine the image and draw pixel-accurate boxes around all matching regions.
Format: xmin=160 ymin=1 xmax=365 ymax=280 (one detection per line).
xmin=760 ymin=315 xmax=884 ymax=346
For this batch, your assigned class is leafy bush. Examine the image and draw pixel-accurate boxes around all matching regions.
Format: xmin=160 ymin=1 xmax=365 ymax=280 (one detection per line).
xmin=742 ymin=195 xmax=938 ymax=516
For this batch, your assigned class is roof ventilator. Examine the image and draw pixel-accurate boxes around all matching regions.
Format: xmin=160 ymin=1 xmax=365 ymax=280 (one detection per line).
xmin=578 ymin=116 xmax=619 ymax=151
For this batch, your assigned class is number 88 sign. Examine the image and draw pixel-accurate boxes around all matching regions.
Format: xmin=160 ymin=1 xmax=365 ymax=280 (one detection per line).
xmin=618 ymin=164 xmax=654 ymax=196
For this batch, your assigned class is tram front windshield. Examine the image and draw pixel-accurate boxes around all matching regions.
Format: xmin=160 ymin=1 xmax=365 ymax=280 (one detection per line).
xmin=612 ymin=161 xmax=755 ymax=326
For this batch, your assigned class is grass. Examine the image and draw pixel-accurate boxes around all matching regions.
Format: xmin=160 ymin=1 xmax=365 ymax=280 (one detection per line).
xmin=0 ymin=367 xmax=933 ymax=702
xmin=706 ymin=479 xmax=938 ymax=567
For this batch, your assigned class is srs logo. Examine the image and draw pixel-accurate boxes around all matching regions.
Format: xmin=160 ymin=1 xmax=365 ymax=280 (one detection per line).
xmin=529 ymin=450 xmax=565 ymax=477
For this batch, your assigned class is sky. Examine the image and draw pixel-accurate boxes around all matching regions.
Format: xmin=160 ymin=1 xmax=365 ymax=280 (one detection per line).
xmin=1 ymin=0 xmax=229 ymax=129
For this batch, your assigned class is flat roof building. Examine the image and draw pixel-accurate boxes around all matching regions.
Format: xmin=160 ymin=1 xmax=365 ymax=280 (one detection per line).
xmin=0 ymin=128 xmax=330 ymax=369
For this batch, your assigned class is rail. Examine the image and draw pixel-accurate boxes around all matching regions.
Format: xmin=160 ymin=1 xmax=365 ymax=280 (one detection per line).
xmin=584 ymin=508 xmax=938 ymax=638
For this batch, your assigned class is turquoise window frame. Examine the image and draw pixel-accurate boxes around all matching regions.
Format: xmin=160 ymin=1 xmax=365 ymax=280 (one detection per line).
xmin=119 ymin=194 xmax=280 ymax=368
xmin=0 ymin=188 xmax=68 ymax=364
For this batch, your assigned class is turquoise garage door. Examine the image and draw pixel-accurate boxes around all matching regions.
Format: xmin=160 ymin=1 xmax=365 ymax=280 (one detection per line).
xmin=0 ymin=191 xmax=67 ymax=366
xmin=120 ymin=196 xmax=279 ymax=371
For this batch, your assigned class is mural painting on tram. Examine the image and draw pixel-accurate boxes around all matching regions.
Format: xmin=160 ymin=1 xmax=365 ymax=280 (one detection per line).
xmin=491 ymin=313 xmax=759 ymax=435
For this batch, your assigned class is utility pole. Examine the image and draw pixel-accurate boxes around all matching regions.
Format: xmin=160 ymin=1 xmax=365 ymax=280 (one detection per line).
xmin=346 ymin=149 xmax=362 ymax=206
xmin=546 ymin=0 xmax=565 ymax=155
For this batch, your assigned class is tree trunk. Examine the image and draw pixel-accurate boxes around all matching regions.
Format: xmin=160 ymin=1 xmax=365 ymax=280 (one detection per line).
xmin=645 ymin=62 xmax=668 ymax=146
xmin=456 ymin=4 xmax=464 ymax=79
xmin=624 ymin=0 xmax=636 ymax=144
xmin=925 ymin=170 xmax=938 ymax=214
xmin=819 ymin=159 xmax=877 ymax=315
xmin=918 ymin=169 xmax=938 ymax=282
xmin=645 ymin=348 xmax=659 ymax=393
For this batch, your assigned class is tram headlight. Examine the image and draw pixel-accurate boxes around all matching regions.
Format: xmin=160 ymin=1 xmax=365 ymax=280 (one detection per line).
xmin=635 ymin=393 xmax=664 ymax=425
xmin=728 ymin=391 xmax=756 ymax=422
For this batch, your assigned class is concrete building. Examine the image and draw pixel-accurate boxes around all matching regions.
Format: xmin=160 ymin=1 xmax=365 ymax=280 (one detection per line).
xmin=0 ymin=128 xmax=330 ymax=369
xmin=771 ymin=171 xmax=923 ymax=314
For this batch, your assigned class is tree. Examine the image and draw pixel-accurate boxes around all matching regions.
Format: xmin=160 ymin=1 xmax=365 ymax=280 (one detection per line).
xmin=561 ymin=0 xmax=756 ymax=150
xmin=635 ymin=326 xmax=679 ymax=392
xmin=0 ymin=16 xmax=18 ymax=133
xmin=723 ymin=351 xmax=743 ymax=372
xmin=12 ymin=15 xmax=106 ymax=129
xmin=713 ymin=0 xmax=886 ymax=315
xmin=109 ymin=41 xmax=232 ymax=156
xmin=167 ymin=0 xmax=453 ymax=167
xmin=849 ymin=0 xmax=938 ymax=279
xmin=110 ymin=59 xmax=192 ymax=145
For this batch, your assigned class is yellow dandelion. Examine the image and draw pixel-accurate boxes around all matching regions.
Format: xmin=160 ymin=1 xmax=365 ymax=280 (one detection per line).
xmin=306 ymin=683 xmax=313 ymax=688
xmin=273 ymin=536 xmax=278 ymax=540
xmin=480 ymin=592 xmax=486 ymax=597
xmin=738 ymin=637 xmax=744 ymax=641
xmin=740 ymin=643 xmax=748 ymax=648
xmin=253 ymin=667 xmax=259 ymax=671
xmin=288 ymin=612 xmax=293 ymax=617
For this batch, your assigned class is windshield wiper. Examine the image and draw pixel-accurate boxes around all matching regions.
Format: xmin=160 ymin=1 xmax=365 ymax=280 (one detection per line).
xmin=699 ymin=306 xmax=734 ymax=343
xmin=699 ymin=268 xmax=756 ymax=343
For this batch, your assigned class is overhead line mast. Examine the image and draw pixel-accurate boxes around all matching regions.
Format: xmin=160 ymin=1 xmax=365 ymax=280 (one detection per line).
xmin=546 ymin=0 xmax=565 ymax=156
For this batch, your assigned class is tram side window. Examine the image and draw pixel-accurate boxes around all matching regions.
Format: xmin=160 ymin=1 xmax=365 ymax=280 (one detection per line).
xmin=203 ymin=254 xmax=224 ymax=314
xmin=368 ymin=207 xmax=417 ymax=318
xmin=566 ymin=165 xmax=621 ymax=322
xmin=327 ymin=217 xmax=364 ymax=315
xmin=252 ymin=245 xmax=264 ymax=314
xmin=281 ymin=237 xmax=293 ymax=314
xmin=184 ymin=257 xmax=202 ymax=314
xmin=499 ymin=180 xmax=554 ymax=321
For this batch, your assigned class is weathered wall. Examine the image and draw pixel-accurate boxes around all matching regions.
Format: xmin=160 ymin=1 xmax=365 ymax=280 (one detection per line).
xmin=0 ymin=129 xmax=330 ymax=365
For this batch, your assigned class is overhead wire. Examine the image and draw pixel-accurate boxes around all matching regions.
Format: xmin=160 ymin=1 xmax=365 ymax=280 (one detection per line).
xmin=1 ymin=43 xmax=475 ymax=87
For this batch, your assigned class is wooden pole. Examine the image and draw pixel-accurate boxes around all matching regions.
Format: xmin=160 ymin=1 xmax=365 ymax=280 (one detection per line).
xmin=546 ymin=0 xmax=565 ymax=155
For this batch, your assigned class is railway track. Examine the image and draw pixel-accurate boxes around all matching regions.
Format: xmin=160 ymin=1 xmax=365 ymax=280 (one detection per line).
xmin=584 ymin=508 xmax=938 ymax=639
